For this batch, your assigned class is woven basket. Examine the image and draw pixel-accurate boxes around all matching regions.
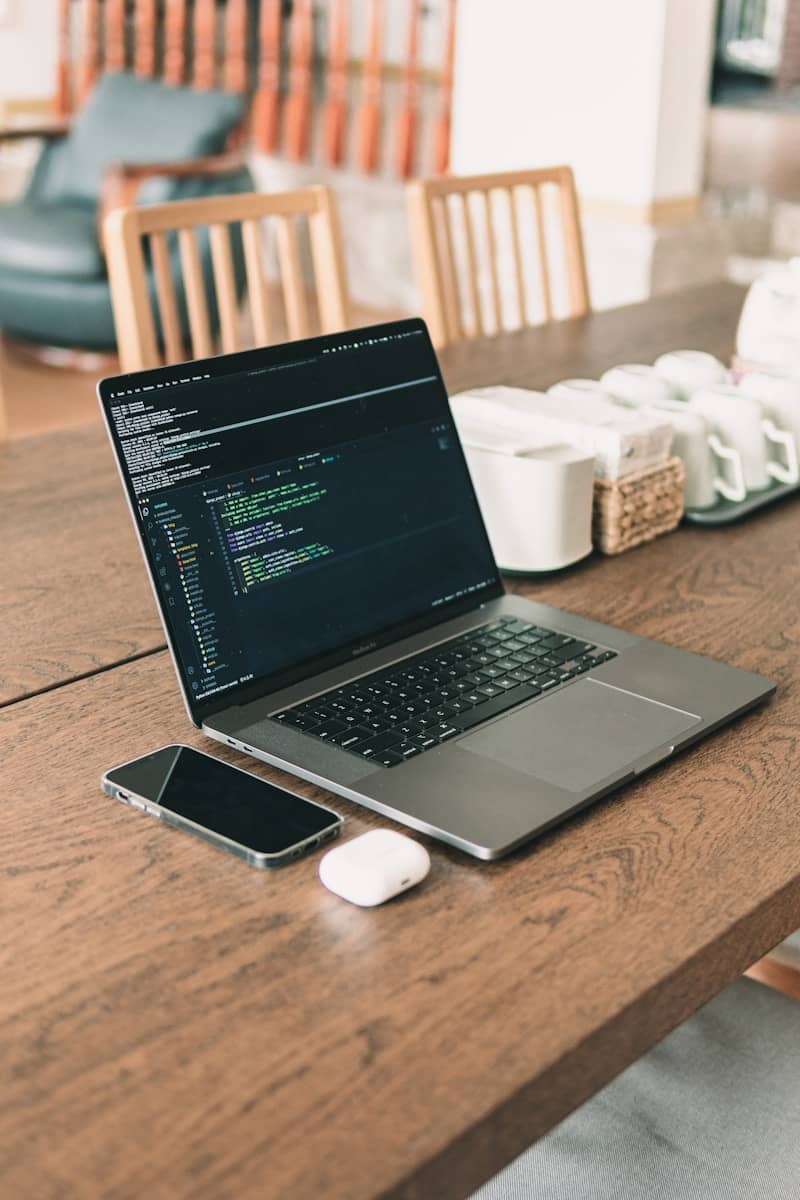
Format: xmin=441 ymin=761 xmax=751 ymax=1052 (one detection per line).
xmin=593 ymin=457 xmax=685 ymax=555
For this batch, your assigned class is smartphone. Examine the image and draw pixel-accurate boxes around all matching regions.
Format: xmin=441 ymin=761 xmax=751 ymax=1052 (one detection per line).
xmin=102 ymin=744 xmax=343 ymax=868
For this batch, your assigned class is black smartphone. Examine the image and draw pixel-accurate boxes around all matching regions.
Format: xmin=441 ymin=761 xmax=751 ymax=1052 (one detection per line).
xmin=102 ymin=744 xmax=343 ymax=868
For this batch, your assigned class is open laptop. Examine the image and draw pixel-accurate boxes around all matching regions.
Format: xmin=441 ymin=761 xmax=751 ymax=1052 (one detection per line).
xmin=98 ymin=318 xmax=774 ymax=859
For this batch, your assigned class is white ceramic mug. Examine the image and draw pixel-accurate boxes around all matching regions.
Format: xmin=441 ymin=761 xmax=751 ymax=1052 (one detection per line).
xmin=547 ymin=379 xmax=615 ymax=407
xmin=600 ymin=364 xmax=678 ymax=408
xmin=737 ymin=371 xmax=800 ymax=449
xmin=653 ymin=350 xmax=729 ymax=400
xmin=655 ymin=407 xmax=746 ymax=508
xmin=604 ymin=378 xmax=746 ymax=506
xmin=689 ymin=385 xmax=799 ymax=491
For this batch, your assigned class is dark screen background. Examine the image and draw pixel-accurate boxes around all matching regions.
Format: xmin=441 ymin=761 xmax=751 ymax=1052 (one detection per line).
xmin=100 ymin=322 xmax=499 ymax=719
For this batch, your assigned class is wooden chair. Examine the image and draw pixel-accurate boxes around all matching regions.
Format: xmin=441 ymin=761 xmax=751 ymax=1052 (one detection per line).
xmin=406 ymin=166 xmax=590 ymax=348
xmin=104 ymin=185 xmax=350 ymax=372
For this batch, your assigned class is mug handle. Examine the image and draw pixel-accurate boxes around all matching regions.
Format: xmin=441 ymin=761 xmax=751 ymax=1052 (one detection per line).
xmin=708 ymin=434 xmax=747 ymax=502
xmin=763 ymin=419 xmax=799 ymax=485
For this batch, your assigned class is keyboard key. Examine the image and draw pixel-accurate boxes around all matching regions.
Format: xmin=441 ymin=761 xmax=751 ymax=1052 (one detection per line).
xmin=464 ymin=691 xmax=488 ymax=706
xmin=396 ymin=741 xmax=422 ymax=759
xmin=454 ymin=683 xmax=542 ymax=730
xmin=448 ymin=698 xmax=473 ymax=713
xmin=503 ymin=619 xmax=531 ymax=633
xmin=431 ymin=724 xmax=459 ymax=740
xmin=477 ymin=683 xmax=502 ymax=698
xmin=493 ymin=676 xmax=520 ymax=691
xmin=411 ymin=734 xmax=439 ymax=751
xmin=597 ymin=650 xmax=617 ymax=662
xmin=477 ymin=666 xmax=503 ymax=680
xmin=377 ymin=750 xmax=404 ymax=766
xmin=330 ymin=726 xmax=372 ymax=749
xmin=538 ymin=675 xmax=560 ymax=689
xmin=539 ymin=634 xmax=573 ymax=650
xmin=510 ymin=668 xmax=535 ymax=682
xmin=357 ymin=730 xmax=403 ymax=754
xmin=551 ymin=640 xmax=595 ymax=662
xmin=502 ymin=638 xmax=525 ymax=652
xmin=315 ymin=719 xmax=348 ymax=738
xmin=495 ymin=656 xmax=523 ymax=672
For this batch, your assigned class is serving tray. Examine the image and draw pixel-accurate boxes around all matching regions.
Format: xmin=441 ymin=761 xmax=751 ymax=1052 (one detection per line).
xmin=684 ymin=477 xmax=800 ymax=524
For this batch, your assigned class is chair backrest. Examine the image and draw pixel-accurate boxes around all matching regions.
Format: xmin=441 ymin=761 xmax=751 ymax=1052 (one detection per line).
xmin=406 ymin=166 xmax=590 ymax=347
xmin=104 ymin=185 xmax=350 ymax=371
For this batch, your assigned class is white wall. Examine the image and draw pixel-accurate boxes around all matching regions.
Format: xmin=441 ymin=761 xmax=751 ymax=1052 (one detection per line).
xmin=0 ymin=0 xmax=59 ymax=106
xmin=451 ymin=0 xmax=715 ymax=206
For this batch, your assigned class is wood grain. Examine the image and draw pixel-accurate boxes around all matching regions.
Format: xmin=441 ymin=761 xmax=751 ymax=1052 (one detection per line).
xmin=0 ymin=424 xmax=163 ymax=704
xmin=3 ymin=282 xmax=800 ymax=1198
xmin=3 ymin=484 xmax=800 ymax=1198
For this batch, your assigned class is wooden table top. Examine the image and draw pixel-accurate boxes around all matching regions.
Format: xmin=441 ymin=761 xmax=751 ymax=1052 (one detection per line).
xmin=0 ymin=423 xmax=164 ymax=705
xmin=0 ymin=281 xmax=744 ymax=707
xmin=5 ymin=280 xmax=800 ymax=1199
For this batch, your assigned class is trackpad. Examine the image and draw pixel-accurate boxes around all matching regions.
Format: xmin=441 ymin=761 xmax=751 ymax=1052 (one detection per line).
xmin=458 ymin=679 xmax=700 ymax=793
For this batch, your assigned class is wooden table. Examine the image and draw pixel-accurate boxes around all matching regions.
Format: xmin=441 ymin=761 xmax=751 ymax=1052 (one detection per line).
xmin=4 ymin=281 xmax=800 ymax=1199
xmin=0 ymin=423 xmax=164 ymax=705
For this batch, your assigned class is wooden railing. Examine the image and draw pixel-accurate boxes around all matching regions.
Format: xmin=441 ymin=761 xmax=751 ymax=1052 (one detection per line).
xmin=55 ymin=0 xmax=458 ymax=178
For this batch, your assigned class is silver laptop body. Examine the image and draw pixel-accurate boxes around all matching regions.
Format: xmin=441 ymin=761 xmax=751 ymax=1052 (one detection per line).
xmin=99 ymin=320 xmax=774 ymax=860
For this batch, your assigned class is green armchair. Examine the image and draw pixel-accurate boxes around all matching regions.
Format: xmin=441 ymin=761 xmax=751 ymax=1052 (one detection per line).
xmin=0 ymin=71 xmax=253 ymax=358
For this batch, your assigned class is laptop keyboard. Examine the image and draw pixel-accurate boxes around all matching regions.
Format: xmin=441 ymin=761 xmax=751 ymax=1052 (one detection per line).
xmin=271 ymin=617 xmax=617 ymax=767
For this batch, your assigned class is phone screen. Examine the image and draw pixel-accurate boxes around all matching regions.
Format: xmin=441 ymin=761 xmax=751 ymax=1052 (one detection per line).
xmin=106 ymin=746 xmax=339 ymax=855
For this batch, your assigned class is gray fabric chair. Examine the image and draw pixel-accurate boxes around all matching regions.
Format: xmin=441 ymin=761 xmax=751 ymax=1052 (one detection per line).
xmin=472 ymin=978 xmax=800 ymax=1200
xmin=0 ymin=72 xmax=252 ymax=352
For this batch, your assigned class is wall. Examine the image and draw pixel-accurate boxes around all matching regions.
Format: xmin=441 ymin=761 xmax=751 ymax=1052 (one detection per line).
xmin=0 ymin=0 xmax=58 ymax=108
xmin=451 ymin=0 xmax=715 ymax=212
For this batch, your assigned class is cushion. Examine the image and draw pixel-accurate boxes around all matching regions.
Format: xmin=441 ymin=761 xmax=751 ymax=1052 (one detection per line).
xmin=0 ymin=202 xmax=103 ymax=279
xmin=471 ymin=978 xmax=800 ymax=1200
xmin=58 ymin=71 xmax=245 ymax=204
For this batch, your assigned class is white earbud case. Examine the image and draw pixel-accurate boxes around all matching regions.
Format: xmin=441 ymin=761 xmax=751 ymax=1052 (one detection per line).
xmin=318 ymin=830 xmax=430 ymax=907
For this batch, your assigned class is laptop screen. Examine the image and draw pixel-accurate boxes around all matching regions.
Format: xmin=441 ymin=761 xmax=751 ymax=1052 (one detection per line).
xmin=99 ymin=320 xmax=501 ymax=723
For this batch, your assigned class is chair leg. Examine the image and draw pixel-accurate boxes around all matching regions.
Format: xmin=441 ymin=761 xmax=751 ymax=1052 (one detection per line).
xmin=746 ymin=956 xmax=800 ymax=1001
xmin=0 ymin=332 xmax=8 ymax=443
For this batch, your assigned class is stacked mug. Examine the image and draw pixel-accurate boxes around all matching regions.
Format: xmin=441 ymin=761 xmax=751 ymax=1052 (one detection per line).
xmin=552 ymin=352 xmax=800 ymax=512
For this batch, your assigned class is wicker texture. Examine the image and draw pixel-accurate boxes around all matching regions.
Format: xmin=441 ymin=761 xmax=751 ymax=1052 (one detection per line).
xmin=593 ymin=456 xmax=685 ymax=555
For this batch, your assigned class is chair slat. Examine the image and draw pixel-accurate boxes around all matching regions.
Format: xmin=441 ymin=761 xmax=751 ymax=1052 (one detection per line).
xmin=254 ymin=0 xmax=282 ymax=153
xmin=104 ymin=0 xmax=126 ymax=72
xmin=209 ymin=223 xmax=241 ymax=355
xmin=242 ymin=219 xmax=272 ymax=346
xmin=178 ymin=228 xmax=214 ymax=358
xmin=458 ymin=193 xmax=483 ymax=338
xmin=435 ymin=195 xmax=463 ymax=345
xmin=224 ymin=0 xmax=249 ymax=94
xmin=79 ymin=0 xmax=101 ymax=103
xmin=134 ymin=0 xmax=157 ymax=77
xmin=531 ymin=185 xmax=553 ymax=322
xmin=276 ymin=215 xmax=309 ymax=340
xmin=308 ymin=188 xmax=349 ymax=333
xmin=56 ymin=0 xmax=72 ymax=117
xmin=507 ymin=187 xmax=528 ymax=329
xmin=164 ymin=0 xmax=187 ymax=86
xmin=482 ymin=190 xmax=503 ymax=333
xmin=193 ymin=0 xmax=217 ymax=89
xmin=150 ymin=232 xmax=183 ymax=364
xmin=557 ymin=168 xmax=590 ymax=317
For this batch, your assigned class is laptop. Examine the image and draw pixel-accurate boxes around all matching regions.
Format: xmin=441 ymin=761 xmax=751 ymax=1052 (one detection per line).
xmin=98 ymin=319 xmax=774 ymax=859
